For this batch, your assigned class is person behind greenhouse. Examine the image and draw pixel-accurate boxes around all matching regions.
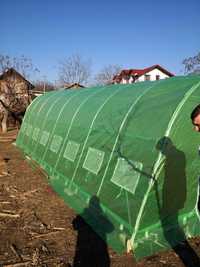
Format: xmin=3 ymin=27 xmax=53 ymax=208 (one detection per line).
xmin=191 ymin=104 xmax=200 ymax=213
xmin=191 ymin=104 xmax=200 ymax=132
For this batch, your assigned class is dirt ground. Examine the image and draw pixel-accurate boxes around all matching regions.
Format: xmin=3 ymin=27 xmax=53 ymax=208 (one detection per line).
xmin=1 ymin=129 xmax=200 ymax=267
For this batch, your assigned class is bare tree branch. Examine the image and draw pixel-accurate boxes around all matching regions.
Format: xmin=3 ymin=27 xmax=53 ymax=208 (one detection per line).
xmin=0 ymin=54 xmax=40 ymax=79
xmin=182 ymin=51 xmax=200 ymax=75
xmin=33 ymin=80 xmax=55 ymax=92
xmin=94 ymin=64 xmax=122 ymax=85
xmin=58 ymin=54 xmax=91 ymax=86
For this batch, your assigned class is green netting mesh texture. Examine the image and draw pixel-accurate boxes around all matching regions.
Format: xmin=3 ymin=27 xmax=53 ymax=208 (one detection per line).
xmin=16 ymin=76 xmax=200 ymax=260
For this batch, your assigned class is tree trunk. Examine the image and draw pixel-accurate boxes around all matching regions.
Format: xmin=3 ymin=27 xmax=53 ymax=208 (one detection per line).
xmin=2 ymin=110 xmax=8 ymax=133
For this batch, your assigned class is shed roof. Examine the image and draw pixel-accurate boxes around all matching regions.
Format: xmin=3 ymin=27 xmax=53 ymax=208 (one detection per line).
xmin=0 ymin=68 xmax=34 ymax=88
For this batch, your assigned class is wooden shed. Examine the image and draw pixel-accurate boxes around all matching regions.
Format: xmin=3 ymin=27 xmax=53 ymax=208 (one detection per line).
xmin=0 ymin=68 xmax=34 ymax=132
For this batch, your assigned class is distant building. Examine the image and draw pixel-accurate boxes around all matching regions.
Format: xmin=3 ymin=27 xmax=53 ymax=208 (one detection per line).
xmin=64 ymin=83 xmax=85 ymax=89
xmin=112 ymin=65 xmax=174 ymax=84
xmin=31 ymin=81 xmax=55 ymax=98
xmin=32 ymin=83 xmax=85 ymax=99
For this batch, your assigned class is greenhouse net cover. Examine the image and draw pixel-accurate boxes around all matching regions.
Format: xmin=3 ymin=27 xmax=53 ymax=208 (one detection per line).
xmin=16 ymin=76 xmax=200 ymax=259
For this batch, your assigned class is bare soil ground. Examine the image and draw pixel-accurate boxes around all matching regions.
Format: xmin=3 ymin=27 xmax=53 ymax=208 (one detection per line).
xmin=0 ymin=129 xmax=200 ymax=267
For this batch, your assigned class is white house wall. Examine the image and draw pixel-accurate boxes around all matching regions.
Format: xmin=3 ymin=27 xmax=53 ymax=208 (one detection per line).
xmin=136 ymin=68 xmax=169 ymax=82
xmin=122 ymin=78 xmax=127 ymax=84
xmin=121 ymin=76 xmax=134 ymax=84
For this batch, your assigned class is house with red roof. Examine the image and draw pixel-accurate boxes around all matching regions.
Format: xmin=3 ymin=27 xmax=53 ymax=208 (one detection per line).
xmin=112 ymin=64 xmax=174 ymax=84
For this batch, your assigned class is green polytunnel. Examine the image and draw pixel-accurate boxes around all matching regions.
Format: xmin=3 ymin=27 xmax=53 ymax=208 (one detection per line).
xmin=16 ymin=76 xmax=200 ymax=259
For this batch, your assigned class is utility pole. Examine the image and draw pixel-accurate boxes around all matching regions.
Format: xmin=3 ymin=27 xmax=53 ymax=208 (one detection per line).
xmin=43 ymin=75 xmax=46 ymax=94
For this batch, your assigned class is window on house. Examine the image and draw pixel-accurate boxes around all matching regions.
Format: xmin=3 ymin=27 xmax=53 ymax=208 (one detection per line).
xmin=156 ymin=75 xmax=160 ymax=80
xmin=145 ymin=74 xmax=151 ymax=81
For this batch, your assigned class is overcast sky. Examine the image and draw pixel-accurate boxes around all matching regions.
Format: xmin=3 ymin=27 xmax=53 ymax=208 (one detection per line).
xmin=1 ymin=0 xmax=200 ymax=82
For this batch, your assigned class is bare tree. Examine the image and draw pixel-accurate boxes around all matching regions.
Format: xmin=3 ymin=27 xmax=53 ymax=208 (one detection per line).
xmin=33 ymin=80 xmax=55 ymax=92
xmin=58 ymin=54 xmax=91 ymax=86
xmin=0 ymin=54 xmax=39 ymax=79
xmin=182 ymin=51 xmax=200 ymax=75
xmin=94 ymin=64 xmax=122 ymax=86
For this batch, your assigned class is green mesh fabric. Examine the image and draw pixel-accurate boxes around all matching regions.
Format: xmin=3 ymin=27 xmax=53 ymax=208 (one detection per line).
xmin=16 ymin=76 xmax=200 ymax=259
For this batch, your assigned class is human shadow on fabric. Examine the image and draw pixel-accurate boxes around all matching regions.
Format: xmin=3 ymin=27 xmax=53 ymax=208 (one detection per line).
xmin=72 ymin=195 xmax=114 ymax=267
xmin=155 ymin=137 xmax=200 ymax=267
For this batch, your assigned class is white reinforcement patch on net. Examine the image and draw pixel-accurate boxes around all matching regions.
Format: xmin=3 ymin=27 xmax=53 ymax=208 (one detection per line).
xmin=40 ymin=131 xmax=50 ymax=146
xmin=111 ymin=157 xmax=143 ymax=195
xmin=32 ymin=127 xmax=40 ymax=141
xmin=82 ymin=147 xmax=105 ymax=175
xmin=50 ymin=135 xmax=63 ymax=153
xmin=63 ymin=140 xmax=80 ymax=162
